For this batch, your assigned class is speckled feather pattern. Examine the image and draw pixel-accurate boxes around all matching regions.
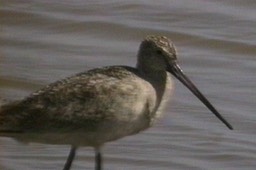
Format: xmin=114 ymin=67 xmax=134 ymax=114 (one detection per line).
xmin=0 ymin=35 xmax=175 ymax=146
xmin=2 ymin=67 xmax=141 ymax=126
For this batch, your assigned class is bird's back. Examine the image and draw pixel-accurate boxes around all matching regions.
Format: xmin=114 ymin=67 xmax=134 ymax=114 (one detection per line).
xmin=0 ymin=66 xmax=167 ymax=145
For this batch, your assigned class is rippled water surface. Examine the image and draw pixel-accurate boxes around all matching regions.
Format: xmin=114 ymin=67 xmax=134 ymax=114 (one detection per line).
xmin=0 ymin=0 xmax=256 ymax=169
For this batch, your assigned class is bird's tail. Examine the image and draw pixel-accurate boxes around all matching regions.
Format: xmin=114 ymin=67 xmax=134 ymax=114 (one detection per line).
xmin=0 ymin=97 xmax=9 ymax=106
xmin=0 ymin=100 xmax=22 ymax=133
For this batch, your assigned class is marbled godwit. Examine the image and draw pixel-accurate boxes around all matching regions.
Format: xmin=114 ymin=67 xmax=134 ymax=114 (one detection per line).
xmin=0 ymin=35 xmax=233 ymax=170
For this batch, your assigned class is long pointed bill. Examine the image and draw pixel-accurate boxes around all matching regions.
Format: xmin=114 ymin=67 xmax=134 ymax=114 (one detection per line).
xmin=167 ymin=61 xmax=233 ymax=130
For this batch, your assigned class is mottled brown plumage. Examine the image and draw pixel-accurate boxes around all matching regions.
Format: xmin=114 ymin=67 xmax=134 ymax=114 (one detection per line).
xmin=1 ymin=66 xmax=149 ymax=133
xmin=0 ymin=35 xmax=232 ymax=170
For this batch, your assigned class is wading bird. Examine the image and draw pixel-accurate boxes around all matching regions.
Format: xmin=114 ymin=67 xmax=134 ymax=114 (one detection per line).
xmin=0 ymin=35 xmax=233 ymax=170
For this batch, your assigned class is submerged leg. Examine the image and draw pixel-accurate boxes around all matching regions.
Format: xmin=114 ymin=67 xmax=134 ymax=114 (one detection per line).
xmin=63 ymin=146 xmax=77 ymax=170
xmin=95 ymin=146 xmax=102 ymax=170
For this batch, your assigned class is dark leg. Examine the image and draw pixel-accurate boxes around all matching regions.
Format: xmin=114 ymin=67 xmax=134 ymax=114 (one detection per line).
xmin=63 ymin=146 xmax=77 ymax=170
xmin=95 ymin=147 xmax=102 ymax=170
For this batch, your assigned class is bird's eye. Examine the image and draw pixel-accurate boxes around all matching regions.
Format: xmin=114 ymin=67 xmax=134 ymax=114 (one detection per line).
xmin=156 ymin=50 xmax=162 ymax=55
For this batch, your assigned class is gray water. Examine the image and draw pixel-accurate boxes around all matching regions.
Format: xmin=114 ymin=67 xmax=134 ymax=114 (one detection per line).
xmin=0 ymin=0 xmax=256 ymax=169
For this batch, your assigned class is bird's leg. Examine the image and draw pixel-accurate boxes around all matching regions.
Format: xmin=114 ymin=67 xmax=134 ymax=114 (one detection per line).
xmin=63 ymin=145 xmax=77 ymax=170
xmin=95 ymin=146 xmax=102 ymax=170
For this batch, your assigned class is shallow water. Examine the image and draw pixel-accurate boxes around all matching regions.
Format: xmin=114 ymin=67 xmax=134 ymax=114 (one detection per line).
xmin=0 ymin=0 xmax=256 ymax=169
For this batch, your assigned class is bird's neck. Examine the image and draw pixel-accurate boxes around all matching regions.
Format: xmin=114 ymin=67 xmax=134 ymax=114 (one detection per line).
xmin=136 ymin=58 xmax=167 ymax=86
xmin=137 ymin=67 xmax=168 ymax=113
